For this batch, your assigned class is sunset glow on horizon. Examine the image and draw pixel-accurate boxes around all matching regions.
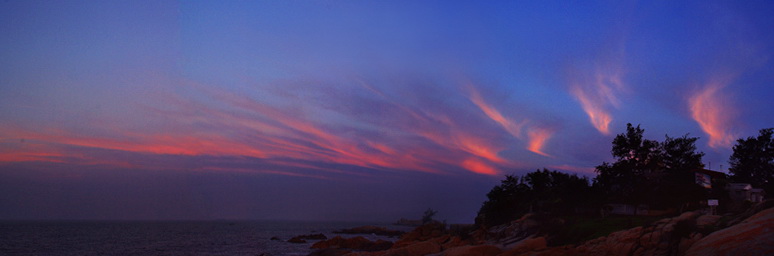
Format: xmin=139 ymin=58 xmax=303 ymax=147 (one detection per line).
xmin=1 ymin=0 xmax=773 ymax=222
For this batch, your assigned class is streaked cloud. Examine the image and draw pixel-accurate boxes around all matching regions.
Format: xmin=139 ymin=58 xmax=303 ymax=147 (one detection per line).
xmin=1 ymin=80 xmax=528 ymax=177
xmin=467 ymin=86 xmax=555 ymax=158
xmin=467 ymin=86 xmax=528 ymax=139
xmin=526 ymin=127 xmax=554 ymax=157
xmin=461 ymin=158 xmax=499 ymax=176
xmin=569 ymin=65 xmax=625 ymax=135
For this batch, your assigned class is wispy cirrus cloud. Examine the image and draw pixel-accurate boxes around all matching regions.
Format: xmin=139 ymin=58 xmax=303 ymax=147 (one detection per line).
xmin=467 ymin=86 xmax=528 ymax=139
xmin=526 ymin=127 xmax=554 ymax=157
xmin=461 ymin=158 xmax=499 ymax=175
xmin=2 ymin=78 xmax=533 ymax=177
xmin=688 ymin=77 xmax=737 ymax=149
xmin=569 ymin=64 xmax=625 ymax=135
xmin=466 ymin=85 xmax=555 ymax=157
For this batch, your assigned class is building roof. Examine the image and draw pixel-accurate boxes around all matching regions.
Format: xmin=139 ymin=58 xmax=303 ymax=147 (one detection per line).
xmin=692 ymin=168 xmax=727 ymax=179
xmin=728 ymin=183 xmax=753 ymax=191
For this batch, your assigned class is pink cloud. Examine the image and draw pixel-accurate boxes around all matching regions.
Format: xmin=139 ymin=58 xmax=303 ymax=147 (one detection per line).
xmin=568 ymin=62 xmax=626 ymax=135
xmin=688 ymin=78 xmax=737 ymax=148
xmin=527 ymin=127 xmax=554 ymax=157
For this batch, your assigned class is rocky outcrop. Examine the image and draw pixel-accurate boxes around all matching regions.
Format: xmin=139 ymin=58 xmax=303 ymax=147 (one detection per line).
xmin=289 ymin=233 xmax=328 ymax=243
xmin=288 ymin=237 xmax=308 ymax=243
xmin=530 ymin=206 xmax=773 ymax=256
xmin=472 ymin=213 xmax=541 ymax=244
xmin=567 ymin=211 xmax=701 ymax=256
xmin=326 ymin=204 xmax=773 ymax=256
xmin=389 ymin=240 xmax=443 ymax=255
xmin=338 ymin=223 xmax=467 ymax=256
xmin=334 ymin=226 xmax=405 ymax=237
xmin=309 ymin=248 xmax=352 ymax=256
xmin=312 ymin=236 xmax=393 ymax=252
xmin=685 ymin=207 xmax=774 ymax=256
xmin=499 ymin=236 xmax=547 ymax=255
xmin=392 ymin=223 xmax=448 ymax=248
xmin=442 ymin=244 xmax=502 ymax=256
xmin=299 ymin=233 xmax=329 ymax=240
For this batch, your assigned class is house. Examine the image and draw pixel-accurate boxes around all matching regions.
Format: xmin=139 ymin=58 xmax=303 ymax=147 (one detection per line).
xmin=692 ymin=168 xmax=727 ymax=189
xmin=727 ymin=183 xmax=765 ymax=203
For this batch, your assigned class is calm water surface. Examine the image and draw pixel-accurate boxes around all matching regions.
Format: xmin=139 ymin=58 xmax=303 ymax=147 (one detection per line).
xmin=0 ymin=221 xmax=408 ymax=256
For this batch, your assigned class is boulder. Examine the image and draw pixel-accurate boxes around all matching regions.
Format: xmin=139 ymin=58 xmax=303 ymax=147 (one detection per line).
xmin=442 ymin=244 xmax=502 ymax=256
xmin=441 ymin=236 xmax=470 ymax=250
xmin=393 ymin=223 xmax=446 ymax=248
xmin=288 ymin=233 xmax=327 ymax=243
xmin=309 ymin=248 xmax=352 ymax=256
xmin=335 ymin=226 xmax=405 ymax=237
xmin=500 ymin=236 xmax=546 ymax=255
xmin=677 ymin=233 xmax=703 ymax=255
xmin=695 ymin=215 xmax=721 ymax=228
xmin=287 ymin=237 xmax=306 ymax=243
xmin=686 ymin=207 xmax=774 ymax=256
xmin=296 ymin=233 xmax=328 ymax=240
xmin=390 ymin=240 xmax=442 ymax=256
xmin=312 ymin=236 xmax=394 ymax=252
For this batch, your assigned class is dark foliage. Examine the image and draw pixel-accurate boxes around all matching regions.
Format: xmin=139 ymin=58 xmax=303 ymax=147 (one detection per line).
xmin=422 ymin=208 xmax=437 ymax=224
xmin=476 ymin=169 xmax=594 ymax=227
xmin=729 ymin=128 xmax=774 ymax=195
xmin=476 ymin=124 xmax=774 ymax=231
xmin=594 ymin=123 xmax=707 ymax=210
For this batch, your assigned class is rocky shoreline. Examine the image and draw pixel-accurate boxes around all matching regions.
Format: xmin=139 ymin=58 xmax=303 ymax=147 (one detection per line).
xmin=301 ymin=201 xmax=773 ymax=256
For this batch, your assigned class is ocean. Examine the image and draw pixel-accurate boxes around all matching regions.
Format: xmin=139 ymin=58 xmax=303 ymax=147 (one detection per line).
xmin=0 ymin=220 xmax=411 ymax=256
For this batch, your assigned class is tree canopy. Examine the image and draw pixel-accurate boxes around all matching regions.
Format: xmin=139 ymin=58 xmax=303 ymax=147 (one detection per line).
xmin=475 ymin=124 xmax=774 ymax=227
xmin=476 ymin=169 xmax=593 ymax=227
xmin=422 ymin=208 xmax=438 ymax=224
xmin=594 ymin=123 xmax=706 ymax=210
xmin=729 ymin=128 xmax=774 ymax=194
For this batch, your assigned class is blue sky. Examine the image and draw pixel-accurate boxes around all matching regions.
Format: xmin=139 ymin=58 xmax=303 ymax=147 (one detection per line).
xmin=1 ymin=0 xmax=773 ymax=223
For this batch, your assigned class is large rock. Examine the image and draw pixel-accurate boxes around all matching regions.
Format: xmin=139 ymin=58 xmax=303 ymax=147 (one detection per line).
xmin=695 ymin=215 xmax=721 ymax=228
xmin=355 ymin=240 xmax=443 ymax=256
xmin=481 ymin=214 xmax=541 ymax=244
xmin=295 ymin=233 xmax=328 ymax=240
xmin=500 ymin=236 xmax=546 ymax=255
xmin=686 ymin=207 xmax=774 ymax=256
xmin=287 ymin=237 xmax=307 ymax=243
xmin=288 ymin=233 xmax=327 ymax=243
xmin=441 ymin=244 xmax=501 ymax=256
xmin=335 ymin=226 xmax=405 ymax=237
xmin=312 ymin=236 xmax=393 ymax=252
xmin=441 ymin=236 xmax=470 ymax=250
xmin=310 ymin=248 xmax=352 ymax=256
xmin=390 ymin=240 xmax=442 ymax=256
xmin=570 ymin=211 xmax=705 ymax=256
xmin=393 ymin=223 xmax=446 ymax=248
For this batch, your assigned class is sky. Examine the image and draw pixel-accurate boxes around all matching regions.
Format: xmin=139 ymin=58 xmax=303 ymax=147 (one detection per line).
xmin=1 ymin=0 xmax=773 ymax=223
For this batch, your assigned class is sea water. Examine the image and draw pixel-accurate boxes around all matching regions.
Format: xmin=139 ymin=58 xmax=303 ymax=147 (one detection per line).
xmin=0 ymin=220 xmax=411 ymax=255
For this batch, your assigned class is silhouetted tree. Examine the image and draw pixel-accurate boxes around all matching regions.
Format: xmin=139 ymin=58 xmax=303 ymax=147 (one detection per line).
xmin=476 ymin=174 xmax=531 ymax=227
xmin=594 ymin=124 xmax=707 ymax=210
xmin=595 ymin=124 xmax=661 ymax=205
xmin=729 ymin=128 xmax=774 ymax=194
xmin=656 ymin=134 xmax=707 ymax=210
xmin=477 ymin=169 xmax=593 ymax=227
xmin=422 ymin=208 xmax=437 ymax=224
xmin=661 ymin=134 xmax=705 ymax=172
